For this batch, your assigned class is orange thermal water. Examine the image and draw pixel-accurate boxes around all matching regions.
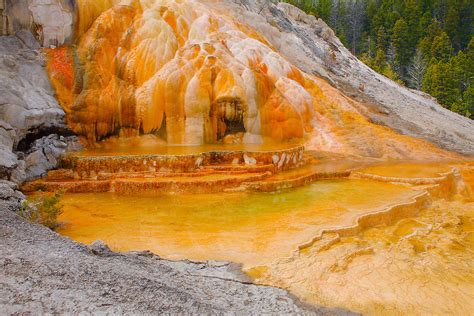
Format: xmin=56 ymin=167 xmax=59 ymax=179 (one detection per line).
xmin=56 ymin=162 xmax=474 ymax=315
xmin=57 ymin=178 xmax=421 ymax=265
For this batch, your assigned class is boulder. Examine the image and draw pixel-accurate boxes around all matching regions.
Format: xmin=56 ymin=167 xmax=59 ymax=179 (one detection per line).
xmin=24 ymin=134 xmax=82 ymax=182
xmin=89 ymin=240 xmax=115 ymax=257
xmin=0 ymin=180 xmax=25 ymax=211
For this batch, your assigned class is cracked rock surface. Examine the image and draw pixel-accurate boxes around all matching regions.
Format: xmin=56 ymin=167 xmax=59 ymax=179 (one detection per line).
xmin=0 ymin=209 xmax=353 ymax=315
xmin=0 ymin=34 xmax=65 ymax=142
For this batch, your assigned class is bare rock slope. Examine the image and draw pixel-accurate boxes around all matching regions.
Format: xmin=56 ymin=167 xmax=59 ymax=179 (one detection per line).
xmin=219 ymin=0 xmax=474 ymax=155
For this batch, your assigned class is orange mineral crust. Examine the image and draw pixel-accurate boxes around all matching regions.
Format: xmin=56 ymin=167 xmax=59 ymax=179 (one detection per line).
xmin=45 ymin=46 xmax=75 ymax=110
xmin=45 ymin=0 xmax=456 ymax=160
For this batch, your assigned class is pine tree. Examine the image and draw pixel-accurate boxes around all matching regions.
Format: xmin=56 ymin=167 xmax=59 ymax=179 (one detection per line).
xmin=458 ymin=0 xmax=473 ymax=49
xmin=445 ymin=4 xmax=461 ymax=51
xmin=392 ymin=18 xmax=411 ymax=78
xmin=462 ymin=86 xmax=473 ymax=118
xmin=431 ymin=32 xmax=454 ymax=62
xmin=376 ymin=27 xmax=388 ymax=52
xmin=464 ymin=38 xmax=474 ymax=88
xmin=449 ymin=38 xmax=474 ymax=116
xmin=423 ymin=59 xmax=462 ymax=110
xmin=418 ymin=19 xmax=444 ymax=61
xmin=451 ymin=51 xmax=470 ymax=92
xmin=345 ymin=0 xmax=366 ymax=54
xmin=419 ymin=11 xmax=432 ymax=38
xmin=382 ymin=64 xmax=402 ymax=84
xmin=403 ymin=0 xmax=422 ymax=47
xmin=373 ymin=48 xmax=387 ymax=72
xmin=317 ymin=0 xmax=333 ymax=22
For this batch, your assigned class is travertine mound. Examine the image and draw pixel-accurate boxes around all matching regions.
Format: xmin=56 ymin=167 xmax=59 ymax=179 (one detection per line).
xmin=51 ymin=0 xmax=317 ymax=146
xmin=3 ymin=0 xmax=473 ymax=157
xmin=42 ymin=0 xmax=460 ymax=161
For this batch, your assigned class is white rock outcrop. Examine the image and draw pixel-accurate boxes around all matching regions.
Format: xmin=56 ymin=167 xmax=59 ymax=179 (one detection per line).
xmin=27 ymin=0 xmax=73 ymax=46
xmin=5 ymin=0 xmax=74 ymax=47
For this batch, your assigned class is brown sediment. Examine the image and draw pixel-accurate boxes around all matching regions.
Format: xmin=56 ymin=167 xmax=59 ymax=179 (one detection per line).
xmin=112 ymin=172 xmax=270 ymax=195
xmin=240 ymin=160 xmax=361 ymax=192
xmin=61 ymin=144 xmax=305 ymax=175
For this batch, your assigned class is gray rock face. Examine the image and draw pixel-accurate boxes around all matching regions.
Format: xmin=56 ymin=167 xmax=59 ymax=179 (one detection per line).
xmin=12 ymin=134 xmax=81 ymax=183
xmin=226 ymin=0 xmax=474 ymax=156
xmin=0 ymin=34 xmax=76 ymax=184
xmin=0 ymin=180 xmax=25 ymax=211
xmin=0 ymin=121 xmax=18 ymax=179
xmin=0 ymin=209 xmax=353 ymax=315
xmin=14 ymin=29 xmax=41 ymax=50
xmin=0 ymin=36 xmax=66 ymax=141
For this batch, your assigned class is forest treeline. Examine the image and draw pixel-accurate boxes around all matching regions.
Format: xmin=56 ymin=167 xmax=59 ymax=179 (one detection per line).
xmin=280 ymin=0 xmax=473 ymax=118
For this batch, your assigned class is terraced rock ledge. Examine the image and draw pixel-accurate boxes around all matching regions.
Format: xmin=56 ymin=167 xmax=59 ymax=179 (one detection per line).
xmin=8 ymin=156 xmax=474 ymax=314
xmin=23 ymin=146 xmax=358 ymax=195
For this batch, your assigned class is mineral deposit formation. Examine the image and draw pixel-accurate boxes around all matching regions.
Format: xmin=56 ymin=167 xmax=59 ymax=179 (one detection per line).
xmin=43 ymin=0 xmax=460 ymax=161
